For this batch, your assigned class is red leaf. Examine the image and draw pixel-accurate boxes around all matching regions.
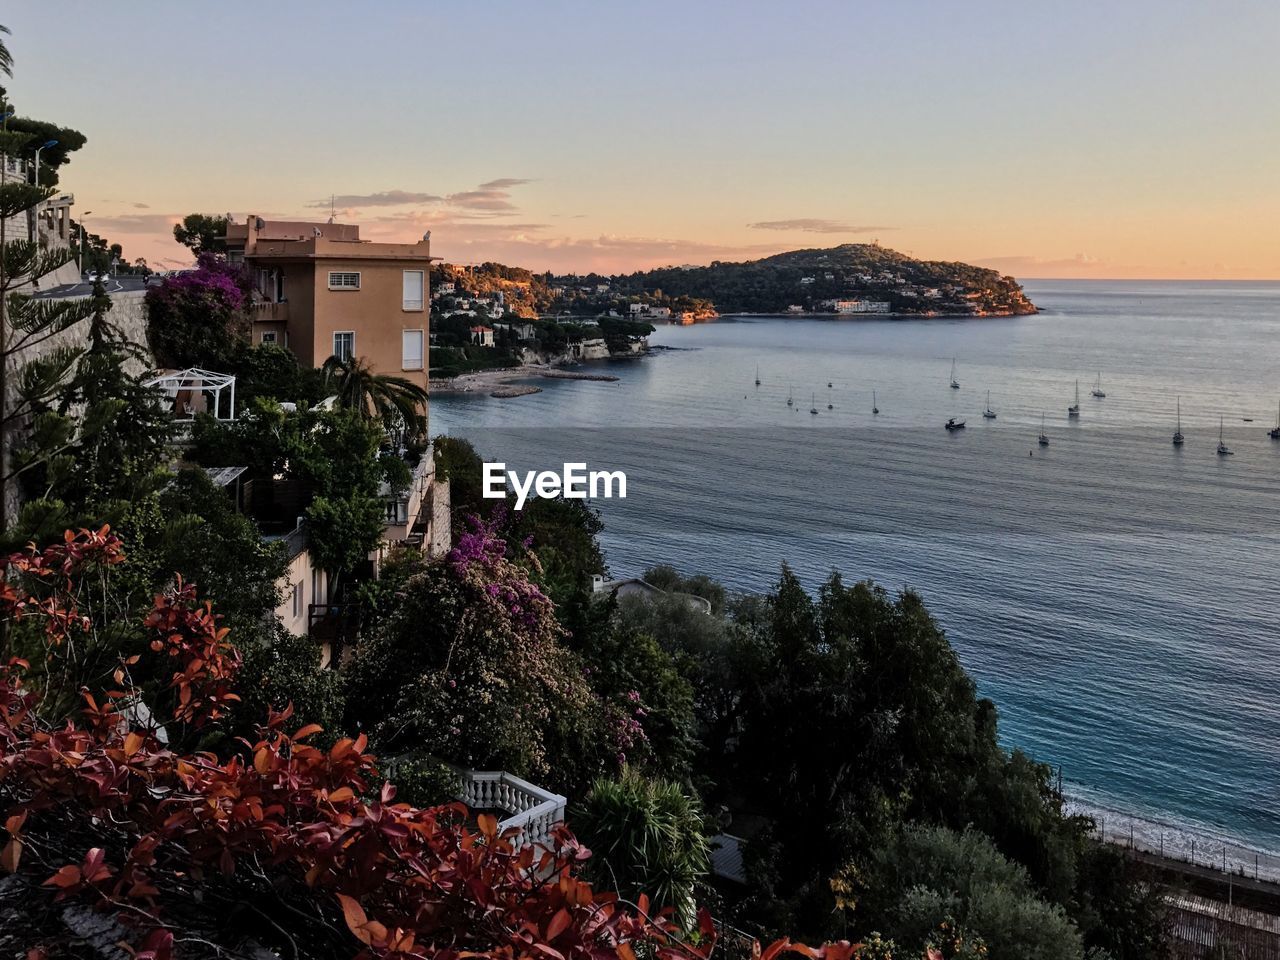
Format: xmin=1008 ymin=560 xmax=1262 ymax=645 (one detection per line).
xmin=337 ymin=893 xmax=370 ymax=942
xmin=546 ymin=907 xmax=572 ymax=941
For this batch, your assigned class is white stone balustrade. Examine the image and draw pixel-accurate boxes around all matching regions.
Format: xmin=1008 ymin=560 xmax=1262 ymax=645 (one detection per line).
xmin=455 ymin=769 xmax=567 ymax=851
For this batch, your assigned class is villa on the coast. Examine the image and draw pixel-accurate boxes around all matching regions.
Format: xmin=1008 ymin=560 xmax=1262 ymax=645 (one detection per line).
xmin=224 ymin=216 xmax=437 ymax=391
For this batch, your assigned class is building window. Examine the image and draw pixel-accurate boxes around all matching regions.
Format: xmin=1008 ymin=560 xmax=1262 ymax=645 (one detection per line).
xmin=291 ymin=581 xmax=304 ymax=619
xmin=260 ymin=331 xmax=277 ymax=344
xmin=328 ymin=271 xmax=360 ymax=290
xmin=333 ymin=331 xmax=355 ymax=362
xmin=402 ymin=329 xmax=424 ymax=370
xmin=402 ymin=270 xmax=425 ymax=311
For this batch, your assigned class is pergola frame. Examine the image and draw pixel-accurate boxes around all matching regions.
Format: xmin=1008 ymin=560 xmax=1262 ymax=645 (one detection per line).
xmin=143 ymin=368 xmax=237 ymax=422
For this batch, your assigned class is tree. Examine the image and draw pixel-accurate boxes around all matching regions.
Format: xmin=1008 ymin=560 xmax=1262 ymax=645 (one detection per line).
xmin=188 ymin=400 xmax=397 ymax=601
xmin=574 ymin=768 xmax=711 ymax=931
xmin=0 ymin=121 xmax=98 ymax=531
xmin=0 ymin=24 xmax=11 ymax=77
xmin=321 ymin=354 xmax=428 ymax=440
xmin=144 ymin=253 xmax=249 ymax=368
xmin=172 ymin=212 xmax=230 ymax=256
xmin=229 ymin=342 xmax=326 ymax=407
xmin=344 ymin=515 xmax=610 ymax=792
xmin=1 ymin=116 xmax=87 ymax=189
xmin=862 ymin=826 xmax=1084 ymax=960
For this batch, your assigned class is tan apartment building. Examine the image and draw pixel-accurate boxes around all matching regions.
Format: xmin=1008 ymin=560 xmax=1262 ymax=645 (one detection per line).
xmin=225 ymin=216 xmax=437 ymax=393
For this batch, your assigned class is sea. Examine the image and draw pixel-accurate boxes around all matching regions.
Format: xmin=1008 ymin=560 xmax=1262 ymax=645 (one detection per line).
xmin=430 ymin=279 xmax=1280 ymax=874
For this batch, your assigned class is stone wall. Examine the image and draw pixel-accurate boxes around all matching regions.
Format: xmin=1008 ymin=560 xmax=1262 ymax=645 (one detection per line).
xmin=427 ymin=476 xmax=452 ymax=558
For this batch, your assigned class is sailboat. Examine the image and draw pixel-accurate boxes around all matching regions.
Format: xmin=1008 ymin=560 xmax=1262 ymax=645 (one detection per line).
xmin=982 ymin=390 xmax=996 ymax=419
xmin=1068 ymin=380 xmax=1080 ymax=418
xmin=872 ymin=390 xmax=879 ymax=415
xmin=1269 ymin=400 xmax=1280 ymax=439
xmin=1091 ymin=372 xmax=1106 ymax=398
xmin=810 ymin=393 xmax=819 ymax=415
xmin=754 ymin=364 xmax=761 ymax=387
xmin=1217 ymin=416 xmax=1233 ymax=456
xmin=1172 ymin=397 xmax=1185 ymax=446
xmin=950 ymin=358 xmax=960 ymax=389
xmin=1038 ymin=413 xmax=1049 ymax=447
xmin=786 ymin=386 xmax=793 ymax=407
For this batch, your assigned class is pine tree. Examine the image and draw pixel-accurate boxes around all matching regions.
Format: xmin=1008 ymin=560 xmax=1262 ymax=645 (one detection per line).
xmin=11 ymin=282 xmax=175 ymax=543
xmin=0 ymin=105 xmax=97 ymax=530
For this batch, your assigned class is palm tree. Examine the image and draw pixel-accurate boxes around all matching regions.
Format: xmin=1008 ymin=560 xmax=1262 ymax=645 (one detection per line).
xmin=320 ymin=354 xmax=428 ymax=439
xmin=0 ymin=25 xmax=11 ymax=79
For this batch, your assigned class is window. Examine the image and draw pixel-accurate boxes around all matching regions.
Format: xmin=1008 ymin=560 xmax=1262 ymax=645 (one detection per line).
xmin=333 ymin=331 xmax=355 ymax=361
xmin=311 ymin=568 xmax=326 ymax=607
xmin=402 ymin=329 xmax=424 ymax=370
xmin=291 ymin=581 xmax=304 ymax=619
xmin=402 ymin=270 xmax=425 ymax=311
xmin=328 ymin=271 xmax=360 ymax=290
xmin=260 ymin=331 xmax=277 ymax=344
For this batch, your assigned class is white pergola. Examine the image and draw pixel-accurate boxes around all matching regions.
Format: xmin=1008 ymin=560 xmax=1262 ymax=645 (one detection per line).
xmin=143 ymin=368 xmax=237 ymax=421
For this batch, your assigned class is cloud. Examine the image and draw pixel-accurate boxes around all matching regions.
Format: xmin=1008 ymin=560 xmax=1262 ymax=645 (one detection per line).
xmin=747 ymin=218 xmax=893 ymax=234
xmin=355 ymin=209 xmax=788 ymax=271
xmin=132 ymin=202 xmax=150 ymax=209
xmin=307 ymin=179 xmax=534 ymax=215
xmin=477 ymin=178 xmax=532 ymax=191
xmin=89 ymin=213 xmax=182 ymax=233
xmin=308 ymin=190 xmax=443 ymax=208
xmin=974 ymin=253 xmax=1103 ymax=272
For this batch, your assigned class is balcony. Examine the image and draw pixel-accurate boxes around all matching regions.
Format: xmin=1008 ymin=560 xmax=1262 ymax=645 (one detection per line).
xmin=381 ymin=446 xmax=433 ymax=543
xmin=250 ymin=300 xmax=290 ymax=324
xmin=308 ymin=602 xmax=361 ymax=664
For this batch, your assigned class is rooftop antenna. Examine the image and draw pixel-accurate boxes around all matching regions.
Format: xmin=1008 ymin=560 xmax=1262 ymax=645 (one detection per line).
xmin=328 ymin=194 xmax=335 ymax=224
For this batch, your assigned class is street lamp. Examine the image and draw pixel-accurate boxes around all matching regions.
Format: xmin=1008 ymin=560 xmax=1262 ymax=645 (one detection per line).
xmin=33 ymin=139 xmax=58 ymax=187
xmin=78 ymin=211 xmax=92 ymax=275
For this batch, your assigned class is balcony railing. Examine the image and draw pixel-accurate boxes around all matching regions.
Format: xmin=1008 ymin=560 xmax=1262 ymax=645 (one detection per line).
xmin=250 ymin=300 xmax=290 ymax=323
xmin=456 ymin=769 xmax=567 ymax=851
xmin=381 ymin=446 xmax=433 ymax=539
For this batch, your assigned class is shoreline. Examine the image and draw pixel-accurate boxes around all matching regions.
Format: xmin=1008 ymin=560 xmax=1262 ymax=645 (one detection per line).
xmin=433 ymin=364 xmax=622 ymax=399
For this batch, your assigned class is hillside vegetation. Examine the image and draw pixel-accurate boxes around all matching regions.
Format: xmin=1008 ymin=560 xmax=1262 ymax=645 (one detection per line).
xmin=610 ymin=243 xmax=1036 ymax=316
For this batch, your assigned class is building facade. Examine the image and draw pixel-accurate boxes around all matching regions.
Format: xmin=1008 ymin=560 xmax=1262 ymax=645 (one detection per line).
xmin=225 ymin=217 xmax=437 ymax=391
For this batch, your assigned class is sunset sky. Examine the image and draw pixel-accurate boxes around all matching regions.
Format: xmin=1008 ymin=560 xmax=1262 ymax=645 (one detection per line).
xmin=4 ymin=0 xmax=1277 ymax=278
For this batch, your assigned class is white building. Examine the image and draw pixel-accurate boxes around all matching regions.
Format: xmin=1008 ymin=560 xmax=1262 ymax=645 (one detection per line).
xmin=826 ymin=299 xmax=892 ymax=314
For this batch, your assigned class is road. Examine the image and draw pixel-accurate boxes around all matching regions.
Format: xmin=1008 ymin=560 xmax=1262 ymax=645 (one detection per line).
xmin=32 ymin=276 xmax=148 ymax=299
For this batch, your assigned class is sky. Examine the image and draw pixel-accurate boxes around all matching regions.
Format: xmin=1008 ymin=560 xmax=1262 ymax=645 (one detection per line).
xmin=4 ymin=0 xmax=1278 ymax=278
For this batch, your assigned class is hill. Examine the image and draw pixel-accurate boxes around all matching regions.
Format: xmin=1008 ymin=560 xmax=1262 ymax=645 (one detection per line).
xmin=608 ymin=243 xmax=1036 ymax=317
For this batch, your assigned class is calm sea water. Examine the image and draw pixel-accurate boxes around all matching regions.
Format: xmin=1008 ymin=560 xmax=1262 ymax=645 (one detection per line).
xmin=431 ymin=280 xmax=1280 ymax=863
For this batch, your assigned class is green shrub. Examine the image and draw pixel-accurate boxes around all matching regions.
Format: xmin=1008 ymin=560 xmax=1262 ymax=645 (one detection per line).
xmin=572 ymin=768 xmax=710 ymax=931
